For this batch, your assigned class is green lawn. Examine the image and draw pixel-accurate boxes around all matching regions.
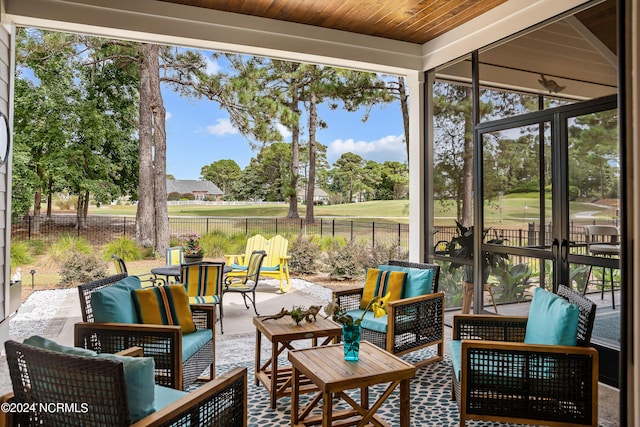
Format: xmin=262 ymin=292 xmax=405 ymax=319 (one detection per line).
xmin=87 ymin=196 xmax=614 ymax=228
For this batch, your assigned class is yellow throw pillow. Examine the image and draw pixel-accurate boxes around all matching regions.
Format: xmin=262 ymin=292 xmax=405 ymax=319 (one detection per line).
xmin=132 ymin=285 xmax=196 ymax=334
xmin=360 ymin=268 xmax=406 ymax=310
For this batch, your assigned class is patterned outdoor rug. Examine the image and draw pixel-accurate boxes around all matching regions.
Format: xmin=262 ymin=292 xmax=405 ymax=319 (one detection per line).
xmin=216 ymin=348 xmax=531 ymax=427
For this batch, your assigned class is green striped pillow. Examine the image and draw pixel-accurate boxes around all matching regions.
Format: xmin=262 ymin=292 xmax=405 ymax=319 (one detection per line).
xmin=132 ymin=285 xmax=196 ymax=334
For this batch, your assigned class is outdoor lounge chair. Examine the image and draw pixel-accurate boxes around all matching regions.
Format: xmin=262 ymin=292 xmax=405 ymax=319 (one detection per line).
xmin=75 ymin=274 xmax=215 ymax=390
xmin=451 ymin=284 xmax=598 ymax=427
xmin=1 ymin=339 xmax=247 ymax=427
xmin=333 ymin=260 xmax=444 ymax=367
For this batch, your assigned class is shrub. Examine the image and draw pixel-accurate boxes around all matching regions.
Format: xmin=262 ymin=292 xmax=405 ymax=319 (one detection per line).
xmin=289 ymin=234 xmax=321 ymax=274
xmin=10 ymin=241 xmax=32 ymax=268
xmin=39 ymin=235 xmax=91 ymax=269
xmin=167 ymin=191 xmax=181 ymax=201
xmin=54 ymin=195 xmax=78 ymax=211
xmin=59 ymin=251 xmax=107 ymax=287
xmin=181 ymin=193 xmax=195 ymax=200
xmin=359 ymin=241 xmax=408 ymax=269
xmin=323 ymin=241 xmax=367 ymax=280
xmin=200 ymin=231 xmax=232 ymax=258
xmin=316 ymin=236 xmax=346 ymax=251
xmin=102 ymin=237 xmax=143 ymax=261
xmin=28 ymin=239 xmax=47 ymax=256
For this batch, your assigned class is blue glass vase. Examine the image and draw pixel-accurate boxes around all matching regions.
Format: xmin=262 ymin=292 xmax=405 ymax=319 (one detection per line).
xmin=342 ymin=324 xmax=361 ymax=361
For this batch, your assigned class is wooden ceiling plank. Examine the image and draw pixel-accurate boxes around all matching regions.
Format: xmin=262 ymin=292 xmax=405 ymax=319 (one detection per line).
xmin=404 ymin=0 xmax=505 ymax=35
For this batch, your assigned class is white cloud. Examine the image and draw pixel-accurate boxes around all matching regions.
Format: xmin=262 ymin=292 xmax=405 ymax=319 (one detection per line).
xmin=204 ymin=57 xmax=221 ymax=75
xmin=165 ymin=111 xmax=172 ymax=120
xmin=276 ymin=123 xmax=292 ymax=139
xmin=327 ymin=135 xmax=406 ymax=164
xmin=206 ymin=118 xmax=239 ymax=136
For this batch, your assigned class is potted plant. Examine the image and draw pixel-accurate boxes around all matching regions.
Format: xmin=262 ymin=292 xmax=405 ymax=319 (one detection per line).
xmin=442 ymin=221 xmax=507 ymax=283
xmin=181 ymin=233 xmax=204 ymax=263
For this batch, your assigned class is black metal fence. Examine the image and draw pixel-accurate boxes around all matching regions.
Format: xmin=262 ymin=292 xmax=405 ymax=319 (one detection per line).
xmin=11 ymin=215 xmax=410 ymax=248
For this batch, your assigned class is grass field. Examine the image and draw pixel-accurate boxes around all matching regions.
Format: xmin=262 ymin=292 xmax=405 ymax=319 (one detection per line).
xmin=87 ymin=196 xmax=616 ymax=228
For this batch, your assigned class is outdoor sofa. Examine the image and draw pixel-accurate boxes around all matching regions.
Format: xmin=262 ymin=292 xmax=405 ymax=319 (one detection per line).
xmin=75 ymin=273 xmax=215 ymax=390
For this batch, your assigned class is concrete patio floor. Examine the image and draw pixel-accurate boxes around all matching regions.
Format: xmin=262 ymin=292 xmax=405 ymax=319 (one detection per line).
xmin=0 ymin=279 xmax=620 ymax=426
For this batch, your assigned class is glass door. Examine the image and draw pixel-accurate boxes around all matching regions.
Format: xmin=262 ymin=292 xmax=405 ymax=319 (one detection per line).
xmin=476 ymin=95 xmax=619 ymax=385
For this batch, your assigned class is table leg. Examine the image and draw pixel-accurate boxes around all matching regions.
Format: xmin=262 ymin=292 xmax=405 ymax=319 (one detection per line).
xmin=291 ymin=365 xmax=299 ymax=426
xmin=400 ymin=378 xmax=410 ymax=427
xmin=270 ymin=340 xmax=279 ymax=409
xmin=255 ymin=330 xmax=262 ymax=386
xmin=322 ymin=390 xmax=332 ymax=427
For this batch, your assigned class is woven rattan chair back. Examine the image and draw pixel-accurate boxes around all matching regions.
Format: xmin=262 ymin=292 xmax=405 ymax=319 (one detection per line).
xmin=557 ymin=283 xmax=597 ymax=346
xmin=78 ymin=273 xmax=128 ymax=322
xmin=5 ymin=340 xmax=132 ymax=427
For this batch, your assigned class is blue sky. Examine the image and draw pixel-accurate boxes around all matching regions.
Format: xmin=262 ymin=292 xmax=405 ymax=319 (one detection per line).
xmin=163 ymin=55 xmax=407 ymax=180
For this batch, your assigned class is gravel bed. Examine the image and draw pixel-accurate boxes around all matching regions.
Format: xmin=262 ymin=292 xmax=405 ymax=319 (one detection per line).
xmin=9 ymin=288 xmax=75 ymax=338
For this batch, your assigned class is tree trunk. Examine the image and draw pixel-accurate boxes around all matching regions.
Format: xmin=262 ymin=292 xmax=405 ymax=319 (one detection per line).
xmin=461 ymin=87 xmax=473 ymax=226
xmin=398 ymin=76 xmax=410 ymax=164
xmin=149 ymin=45 xmax=170 ymax=256
xmin=136 ymin=43 xmax=156 ymax=248
xmin=306 ymin=91 xmax=317 ymax=224
xmin=32 ymin=190 xmax=41 ymax=234
xmin=287 ymin=89 xmax=300 ymax=219
xmin=46 ymin=177 xmax=52 ymax=218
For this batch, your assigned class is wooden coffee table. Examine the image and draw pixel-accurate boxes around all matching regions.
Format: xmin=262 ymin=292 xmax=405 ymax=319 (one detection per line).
xmin=289 ymin=341 xmax=417 ymax=427
xmin=253 ymin=315 xmax=342 ymax=409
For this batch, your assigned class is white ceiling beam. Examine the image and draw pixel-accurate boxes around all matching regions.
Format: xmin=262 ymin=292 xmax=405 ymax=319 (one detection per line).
xmin=5 ymin=0 xmax=423 ymax=75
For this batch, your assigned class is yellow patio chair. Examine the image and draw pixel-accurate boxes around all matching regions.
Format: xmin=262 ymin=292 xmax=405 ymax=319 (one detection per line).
xmin=225 ymin=234 xmax=291 ymax=292
xmin=180 ymin=261 xmax=226 ymax=334
xmin=166 ymin=246 xmax=184 ymax=265
xmin=259 ymin=235 xmax=291 ymax=292
xmin=225 ymin=234 xmax=267 ymax=268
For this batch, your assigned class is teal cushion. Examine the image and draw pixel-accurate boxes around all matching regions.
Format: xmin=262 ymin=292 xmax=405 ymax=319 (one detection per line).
xmin=345 ymin=309 xmax=388 ymax=333
xmin=260 ymin=265 xmax=280 ymax=271
xmin=182 ymin=329 xmax=213 ymax=361
xmin=378 ymin=265 xmax=434 ymax=298
xmin=154 ymin=385 xmax=188 ymax=411
xmin=96 ymin=353 xmax=156 ymax=422
xmin=230 ymin=264 xmax=248 ymax=270
xmin=90 ymin=276 xmax=142 ymax=323
xmin=524 ymin=287 xmax=579 ymax=346
xmin=23 ymin=336 xmax=155 ymax=422
xmin=23 ymin=335 xmax=98 ymax=357
xmin=450 ymin=340 xmax=462 ymax=381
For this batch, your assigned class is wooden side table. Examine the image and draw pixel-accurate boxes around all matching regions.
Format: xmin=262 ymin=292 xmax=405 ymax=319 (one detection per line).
xmin=253 ymin=315 xmax=342 ymax=409
xmin=289 ymin=341 xmax=417 ymax=427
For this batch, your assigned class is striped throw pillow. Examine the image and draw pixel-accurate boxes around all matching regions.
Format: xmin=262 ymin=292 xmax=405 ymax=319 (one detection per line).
xmin=132 ymin=285 xmax=196 ymax=334
xmin=360 ymin=268 xmax=407 ymax=311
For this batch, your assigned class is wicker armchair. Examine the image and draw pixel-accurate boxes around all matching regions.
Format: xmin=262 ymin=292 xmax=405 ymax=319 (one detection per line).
xmin=451 ymin=284 xmax=598 ymax=427
xmin=1 ymin=340 xmax=246 ymax=427
xmin=333 ymin=260 xmax=444 ymax=367
xmin=75 ymin=274 xmax=215 ymax=390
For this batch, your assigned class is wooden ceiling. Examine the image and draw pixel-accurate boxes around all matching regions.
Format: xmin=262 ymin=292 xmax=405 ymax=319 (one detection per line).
xmin=158 ymin=0 xmax=509 ymax=44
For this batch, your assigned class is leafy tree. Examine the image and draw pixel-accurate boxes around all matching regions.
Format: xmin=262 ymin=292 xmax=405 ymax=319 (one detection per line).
xmin=329 ymin=153 xmax=365 ymax=203
xmin=201 ymin=159 xmax=241 ymax=197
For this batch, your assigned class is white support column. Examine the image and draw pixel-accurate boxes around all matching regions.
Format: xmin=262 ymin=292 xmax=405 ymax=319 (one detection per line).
xmin=406 ymin=70 xmax=425 ymax=262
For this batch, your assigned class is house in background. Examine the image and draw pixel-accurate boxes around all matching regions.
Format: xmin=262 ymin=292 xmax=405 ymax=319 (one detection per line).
xmin=297 ymin=187 xmax=329 ymax=205
xmin=166 ymin=179 xmax=224 ymax=201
